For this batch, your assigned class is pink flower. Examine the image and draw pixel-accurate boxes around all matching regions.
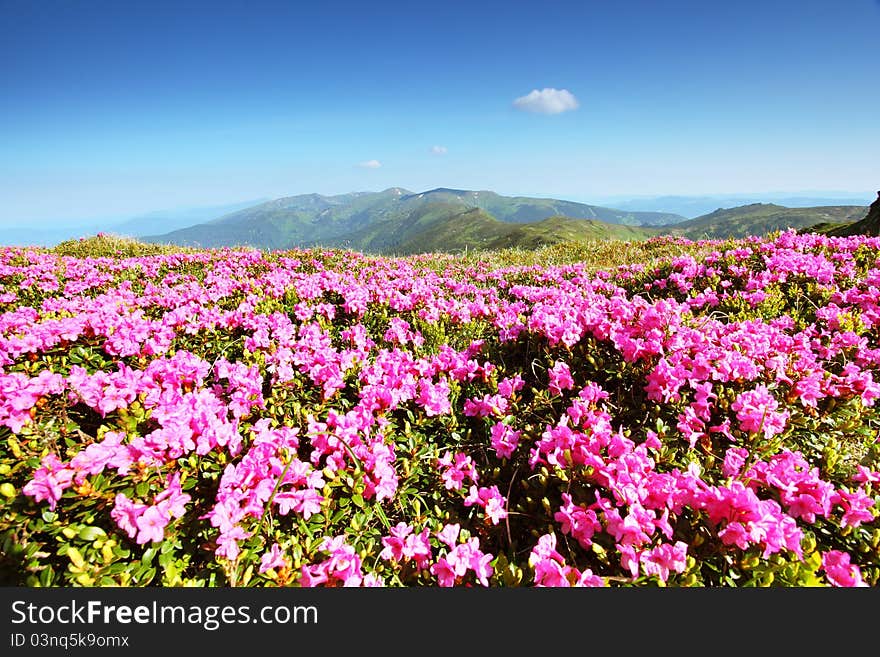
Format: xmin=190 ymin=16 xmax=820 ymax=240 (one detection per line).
xmin=417 ymin=379 xmax=451 ymax=416
xmin=548 ymin=360 xmax=575 ymax=396
xmin=110 ymin=493 xmax=146 ymax=539
xmin=722 ymin=447 xmax=750 ymax=478
xmin=489 ymin=422 xmax=521 ymax=459
xmin=437 ymin=451 xmax=478 ymax=490
xmin=216 ymin=526 xmax=252 ymax=561
xmin=463 ymin=394 xmax=508 ymax=417
xmin=731 ymin=385 xmax=789 ymax=439
xmin=497 ymin=374 xmax=524 ymax=398
xmin=436 ymin=523 xmax=460 ymax=549
xmin=554 ymin=494 xmax=601 ymax=549
xmin=22 ymin=454 xmax=73 ymax=510
xmin=464 ymin=485 xmax=508 ymax=525
xmin=380 ymin=523 xmax=431 ymax=569
xmin=821 ymin=551 xmax=868 ymax=587
xmin=135 ymin=505 xmax=168 ymax=544
xmin=154 ymin=473 xmax=190 ymax=519
xmin=430 ymin=557 xmax=458 ymax=587
xmin=259 ymin=543 xmax=289 ymax=574
xmin=528 ymin=533 xmax=600 ymax=587
xmin=639 ymin=542 xmax=688 ymax=583
xmin=299 ymin=564 xmax=330 ymax=587
xmin=833 ymin=488 xmax=876 ymax=528
xmin=469 ymin=549 xmax=494 ymax=586
xmin=852 ymin=466 xmax=880 ymax=486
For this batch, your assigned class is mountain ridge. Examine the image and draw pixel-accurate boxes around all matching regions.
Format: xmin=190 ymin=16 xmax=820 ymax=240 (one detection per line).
xmin=665 ymin=203 xmax=868 ymax=240
xmin=142 ymin=187 xmax=686 ymax=250
xmin=131 ymin=189 xmax=872 ymax=254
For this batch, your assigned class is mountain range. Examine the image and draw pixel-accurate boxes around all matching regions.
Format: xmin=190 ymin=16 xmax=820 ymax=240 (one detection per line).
xmin=2 ymin=188 xmax=872 ymax=253
xmin=141 ymin=188 xmax=684 ymax=251
xmin=664 ymin=203 xmax=868 ymax=240
xmin=600 ymin=194 xmax=874 ymax=219
xmin=0 ymin=199 xmax=267 ymax=247
xmin=140 ymin=187 xmax=870 ymax=254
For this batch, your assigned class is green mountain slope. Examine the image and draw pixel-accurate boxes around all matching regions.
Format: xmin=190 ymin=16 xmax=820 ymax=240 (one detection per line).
xmin=145 ymin=188 xmax=412 ymax=249
xmin=317 ymin=204 xmax=656 ymax=255
xmin=315 ymin=203 xmax=505 ymax=254
xmin=827 ymin=192 xmax=880 ymax=237
xmin=398 ymin=188 xmax=683 ymax=226
xmin=667 ymin=203 xmax=868 ymax=240
xmin=143 ymin=187 xmax=686 ymax=249
xmin=485 ymin=216 xmax=657 ymax=250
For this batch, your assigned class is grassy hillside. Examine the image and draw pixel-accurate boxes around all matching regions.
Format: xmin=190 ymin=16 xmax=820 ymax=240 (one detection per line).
xmin=400 ymin=188 xmax=684 ymax=226
xmin=144 ymin=188 xmax=411 ymax=249
xmin=317 ymin=203 xmax=505 ymax=254
xmin=144 ymin=187 xmax=686 ymax=250
xmin=668 ymin=203 xmax=867 ymax=240
xmin=827 ymin=192 xmax=880 ymax=237
xmin=484 ymin=216 xmax=657 ymax=250
xmin=319 ymin=204 xmax=657 ymax=255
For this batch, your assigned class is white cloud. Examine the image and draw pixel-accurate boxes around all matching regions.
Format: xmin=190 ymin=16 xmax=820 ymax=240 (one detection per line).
xmin=512 ymin=88 xmax=579 ymax=115
xmin=431 ymin=145 xmax=448 ymax=155
xmin=357 ymin=159 xmax=382 ymax=169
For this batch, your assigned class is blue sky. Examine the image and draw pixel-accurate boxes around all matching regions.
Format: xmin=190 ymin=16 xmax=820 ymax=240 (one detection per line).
xmin=1 ymin=0 xmax=878 ymax=225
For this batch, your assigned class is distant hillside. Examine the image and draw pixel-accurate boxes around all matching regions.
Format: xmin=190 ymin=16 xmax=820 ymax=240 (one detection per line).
xmin=316 ymin=203 xmax=655 ymax=255
xmin=826 ymin=192 xmax=880 ymax=237
xmin=666 ymin=203 xmax=868 ymax=240
xmin=398 ymin=188 xmax=683 ymax=226
xmin=113 ymin=199 xmax=268 ymax=237
xmin=607 ymin=194 xmax=875 ymax=219
xmin=484 ymin=216 xmax=657 ymax=251
xmin=143 ymin=187 xmax=686 ymax=251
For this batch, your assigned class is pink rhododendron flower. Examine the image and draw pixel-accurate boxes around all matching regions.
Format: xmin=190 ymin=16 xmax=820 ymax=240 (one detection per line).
xmin=832 ymin=487 xmax=876 ymax=528
xmin=529 ymin=533 xmax=603 ymax=587
xmin=464 ymin=485 xmax=508 ymax=525
xmin=111 ymin=493 xmax=147 ymax=539
xmin=548 ymin=360 xmax=575 ymax=396
xmin=135 ymin=505 xmax=169 ymax=544
xmin=497 ymin=374 xmax=524 ymax=398
xmin=417 ymin=379 xmax=452 ymax=416
xmin=556 ymin=494 xmax=602 ymax=549
xmin=731 ymin=385 xmax=789 ymax=439
xmin=639 ymin=541 xmax=688 ymax=583
xmin=722 ymin=447 xmax=750 ymax=478
xmin=380 ymin=523 xmax=432 ymax=569
xmin=21 ymin=454 xmax=73 ymax=510
xmin=259 ymin=543 xmax=289 ymax=574
xmin=821 ymin=551 xmax=868 ymax=587
xmin=436 ymin=523 xmax=460 ymax=549
xmin=489 ymin=422 xmax=521 ymax=459
xmin=437 ymin=451 xmax=478 ymax=490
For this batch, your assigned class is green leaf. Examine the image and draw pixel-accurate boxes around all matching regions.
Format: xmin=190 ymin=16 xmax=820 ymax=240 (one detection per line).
xmin=67 ymin=547 xmax=85 ymax=569
xmin=78 ymin=526 xmax=107 ymax=542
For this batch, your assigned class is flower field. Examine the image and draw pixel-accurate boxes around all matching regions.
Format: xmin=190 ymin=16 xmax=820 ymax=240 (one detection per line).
xmin=1 ymin=232 xmax=878 ymax=587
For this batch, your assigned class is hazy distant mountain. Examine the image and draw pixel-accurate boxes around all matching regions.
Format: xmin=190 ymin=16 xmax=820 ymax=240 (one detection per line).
xmin=667 ymin=203 xmax=868 ymax=240
xmin=0 ymin=199 xmax=268 ymax=247
xmin=144 ymin=187 xmax=685 ymax=251
xmin=112 ymin=199 xmax=268 ymax=237
xmin=2 ymin=222 xmax=116 ymax=247
xmin=606 ymin=194 xmax=874 ymax=219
